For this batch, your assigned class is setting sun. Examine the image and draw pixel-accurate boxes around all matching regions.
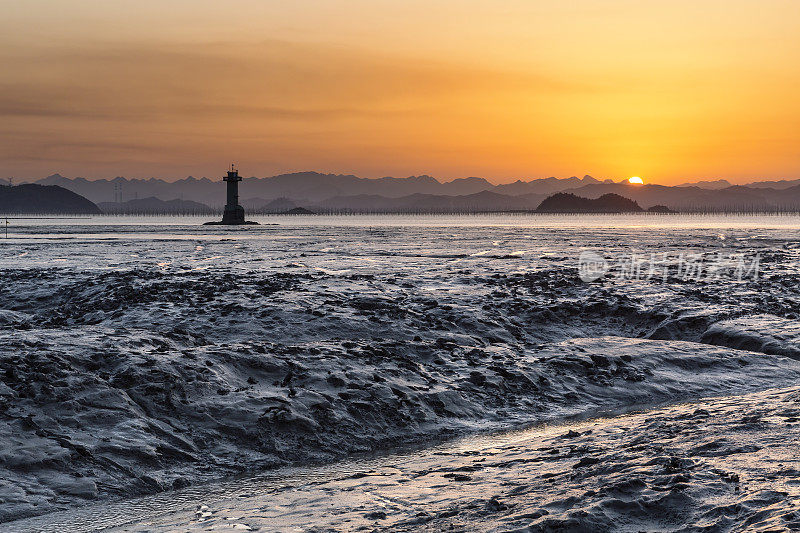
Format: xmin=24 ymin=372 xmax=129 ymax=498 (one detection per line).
xmin=628 ymin=177 xmax=644 ymax=185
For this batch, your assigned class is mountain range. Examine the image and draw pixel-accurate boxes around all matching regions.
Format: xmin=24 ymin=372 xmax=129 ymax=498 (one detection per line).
xmin=11 ymin=172 xmax=800 ymax=213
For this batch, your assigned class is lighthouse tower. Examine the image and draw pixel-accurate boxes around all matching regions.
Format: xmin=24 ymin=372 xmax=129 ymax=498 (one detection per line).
xmin=222 ymin=164 xmax=245 ymax=224
xmin=204 ymin=164 xmax=258 ymax=225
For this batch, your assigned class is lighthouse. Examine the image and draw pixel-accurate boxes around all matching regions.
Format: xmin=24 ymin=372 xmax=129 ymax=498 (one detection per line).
xmin=222 ymin=164 xmax=245 ymax=224
xmin=205 ymin=164 xmax=258 ymax=225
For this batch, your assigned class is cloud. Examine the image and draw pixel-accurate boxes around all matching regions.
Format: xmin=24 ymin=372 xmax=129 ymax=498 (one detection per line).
xmin=0 ymin=39 xmax=579 ymax=123
xmin=0 ymin=38 xmax=596 ymax=176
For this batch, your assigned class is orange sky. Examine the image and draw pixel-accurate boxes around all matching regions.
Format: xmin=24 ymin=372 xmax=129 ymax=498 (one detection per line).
xmin=1 ymin=1 xmax=799 ymax=184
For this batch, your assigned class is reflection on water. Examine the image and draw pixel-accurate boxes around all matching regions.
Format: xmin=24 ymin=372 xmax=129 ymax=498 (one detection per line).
xmin=1 ymin=413 xmax=612 ymax=533
xmin=4 ymin=213 xmax=800 ymax=232
xmin=8 ymin=387 xmax=800 ymax=532
xmin=3 ymin=214 xmax=800 ymax=276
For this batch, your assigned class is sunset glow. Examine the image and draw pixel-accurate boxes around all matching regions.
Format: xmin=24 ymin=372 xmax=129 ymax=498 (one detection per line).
xmin=628 ymin=177 xmax=644 ymax=185
xmin=1 ymin=1 xmax=799 ymax=183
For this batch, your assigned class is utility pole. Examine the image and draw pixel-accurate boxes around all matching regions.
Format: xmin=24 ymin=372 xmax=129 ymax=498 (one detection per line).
xmin=4 ymin=218 xmax=7 ymax=239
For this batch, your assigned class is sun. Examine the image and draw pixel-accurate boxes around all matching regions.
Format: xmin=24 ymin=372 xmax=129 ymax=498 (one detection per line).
xmin=628 ymin=176 xmax=644 ymax=185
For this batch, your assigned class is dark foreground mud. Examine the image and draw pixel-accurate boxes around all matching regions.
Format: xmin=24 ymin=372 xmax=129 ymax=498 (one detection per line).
xmin=2 ymin=219 xmax=800 ymax=525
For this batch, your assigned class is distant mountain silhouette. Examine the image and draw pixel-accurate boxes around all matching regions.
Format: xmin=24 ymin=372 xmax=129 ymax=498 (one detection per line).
xmin=37 ymin=174 xmax=221 ymax=206
xmin=560 ymin=183 xmax=780 ymax=211
xmin=493 ymin=175 xmax=600 ymax=196
xmin=0 ymin=184 xmax=100 ymax=214
xmin=246 ymin=198 xmax=315 ymax=214
xmin=255 ymin=197 xmax=299 ymax=213
xmin=314 ymin=190 xmax=537 ymax=213
xmin=536 ymin=193 xmax=643 ymax=213
xmin=677 ymin=179 xmax=732 ymax=189
xmin=744 ymin=179 xmax=800 ymax=190
xmin=98 ymin=197 xmax=213 ymax=215
xmin=36 ymin=172 xmax=495 ymax=206
xmin=27 ymin=172 xmax=800 ymax=213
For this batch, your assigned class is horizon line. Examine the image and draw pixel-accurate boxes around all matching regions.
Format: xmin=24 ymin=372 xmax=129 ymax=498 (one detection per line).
xmin=7 ymin=171 xmax=800 ymax=188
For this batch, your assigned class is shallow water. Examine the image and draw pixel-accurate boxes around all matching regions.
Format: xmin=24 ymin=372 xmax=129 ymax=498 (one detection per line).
xmin=2 ymin=412 xmax=600 ymax=532
xmin=3 ymin=213 xmax=798 ymax=273
xmin=8 ymin=386 xmax=800 ymax=532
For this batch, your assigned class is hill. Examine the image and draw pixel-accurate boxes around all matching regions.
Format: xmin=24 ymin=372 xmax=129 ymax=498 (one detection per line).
xmin=0 ymin=184 xmax=101 ymax=214
xmin=255 ymin=197 xmax=299 ymax=213
xmin=536 ymin=193 xmax=643 ymax=213
xmin=283 ymin=207 xmax=316 ymax=215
